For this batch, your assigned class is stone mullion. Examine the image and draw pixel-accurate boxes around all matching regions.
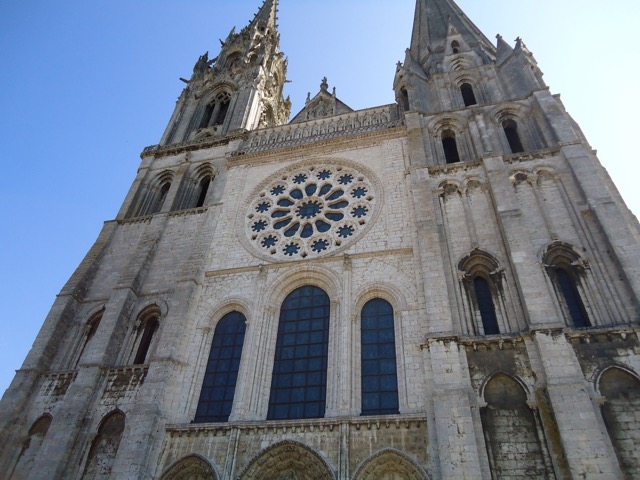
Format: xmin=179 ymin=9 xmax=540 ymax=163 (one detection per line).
xmin=329 ymin=257 xmax=352 ymax=417
xmin=325 ymin=299 xmax=342 ymax=417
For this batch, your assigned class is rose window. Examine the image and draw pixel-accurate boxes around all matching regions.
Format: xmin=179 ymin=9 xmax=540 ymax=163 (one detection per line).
xmin=245 ymin=164 xmax=378 ymax=260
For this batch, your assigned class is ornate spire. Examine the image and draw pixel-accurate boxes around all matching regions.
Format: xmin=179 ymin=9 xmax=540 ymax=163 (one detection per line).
xmin=409 ymin=0 xmax=494 ymax=64
xmin=247 ymin=0 xmax=278 ymax=33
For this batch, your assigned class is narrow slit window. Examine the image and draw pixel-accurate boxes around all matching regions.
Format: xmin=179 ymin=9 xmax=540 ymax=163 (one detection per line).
xmin=195 ymin=175 xmax=211 ymax=208
xmin=442 ymin=130 xmax=461 ymax=164
xmin=474 ymin=277 xmax=500 ymax=335
xmin=503 ymin=119 xmax=525 ymax=153
xmin=133 ymin=316 xmax=159 ymax=365
xmin=555 ymin=268 xmax=591 ymax=328
xmin=451 ymin=41 xmax=460 ymax=54
xmin=460 ymin=83 xmax=477 ymax=106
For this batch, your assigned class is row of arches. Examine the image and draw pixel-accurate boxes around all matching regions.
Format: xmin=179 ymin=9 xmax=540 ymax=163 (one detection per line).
xmin=127 ymin=163 xmax=216 ymax=218
xmin=459 ymin=242 xmax=594 ymax=337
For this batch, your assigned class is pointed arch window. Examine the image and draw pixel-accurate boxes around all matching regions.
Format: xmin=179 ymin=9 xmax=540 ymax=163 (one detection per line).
xmin=9 ymin=415 xmax=52 ymax=479
xmin=544 ymin=243 xmax=592 ymax=328
xmin=268 ymin=286 xmax=330 ymax=420
xmin=74 ymin=311 xmax=103 ymax=367
xmin=442 ymin=129 xmax=461 ymax=164
xmin=195 ymin=175 xmax=212 ymax=208
xmin=460 ymin=83 xmax=477 ymax=106
xmin=473 ymin=277 xmax=500 ymax=335
xmin=451 ymin=41 xmax=460 ymax=54
xmin=398 ymin=87 xmax=410 ymax=112
xmin=82 ymin=411 xmax=125 ymax=478
xmin=200 ymin=91 xmax=232 ymax=129
xmin=149 ymin=181 xmax=171 ymax=215
xmin=129 ymin=307 xmax=161 ymax=365
xmin=194 ymin=311 xmax=246 ymax=423
xmin=503 ymin=119 xmax=525 ymax=153
xmin=361 ymin=299 xmax=399 ymax=416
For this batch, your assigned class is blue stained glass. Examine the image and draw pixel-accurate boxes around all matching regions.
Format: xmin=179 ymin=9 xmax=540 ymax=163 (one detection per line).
xmin=305 ymin=184 xmax=318 ymax=196
xmin=556 ymin=268 xmax=591 ymax=328
xmin=339 ymin=174 xmax=354 ymax=185
xmin=360 ymin=299 xmax=399 ymax=416
xmin=301 ymin=224 xmax=314 ymax=238
xmin=252 ymin=220 xmax=267 ymax=232
xmin=290 ymin=189 xmax=303 ymax=200
xmin=256 ymin=202 xmax=270 ymax=213
xmin=274 ymin=218 xmax=292 ymax=230
xmin=312 ymin=240 xmax=329 ymax=253
xmin=278 ymin=198 xmax=294 ymax=207
xmin=352 ymin=206 xmax=368 ymax=218
xmin=352 ymin=187 xmax=367 ymax=198
xmin=328 ymin=201 xmax=349 ymax=209
xmin=194 ymin=311 xmax=246 ymax=423
xmin=268 ymin=286 xmax=330 ymax=420
xmin=317 ymin=170 xmax=331 ymax=180
xmin=284 ymin=223 xmax=299 ymax=237
xmin=315 ymin=220 xmax=331 ymax=232
xmin=271 ymin=210 xmax=288 ymax=218
xmin=294 ymin=174 xmax=307 ymax=184
xmin=298 ymin=202 xmax=321 ymax=219
xmin=319 ymin=184 xmax=332 ymax=196
xmin=326 ymin=190 xmax=344 ymax=201
xmin=284 ymin=243 xmax=300 ymax=256
xmin=261 ymin=236 xmax=277 ymax=248
xmin=326 ymin=213 xmax=344 ymax=222
xmin=338 ymin=225 xmax=354 ymax=238
xmin=271 ymin=185 xmax=286 ymax=195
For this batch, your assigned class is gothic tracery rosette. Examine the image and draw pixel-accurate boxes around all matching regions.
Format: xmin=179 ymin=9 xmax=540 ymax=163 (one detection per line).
xmin=244 ymin=163 xmax=378 ymax=261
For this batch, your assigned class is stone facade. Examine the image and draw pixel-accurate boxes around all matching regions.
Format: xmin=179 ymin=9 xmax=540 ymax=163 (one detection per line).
xmin=1 ymin=0 xmax=639 ymax=479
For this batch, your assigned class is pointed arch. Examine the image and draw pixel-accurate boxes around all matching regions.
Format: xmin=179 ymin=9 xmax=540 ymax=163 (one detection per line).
xmin=352 ymin=448 xmax=429 ymax=480
xmin=73 ymin=309 xmax=104 ymax=367
xmin=542 ymin=242 xmax=592 ymax=328
xmin=237 ymin=440 xmax=335 ymax=480
xmin=460 ymin=83 xmax=477 ymax=107
xmin=598 ymin=367 xmax=640 ymax=477
xmin=159 ymin=454 xmax=219 ymax=480
xmin=128 ymin=304 xmax=161 ymax=365
xmin=480 ymin=374 xmax=552 ymax=478
xmin=82 ymin=410 xmax=126 ymax=479
xmin=130 ymin=170 xmax=175 ymax=217
xmin=9 ymin=414 xmax=53 ymax=480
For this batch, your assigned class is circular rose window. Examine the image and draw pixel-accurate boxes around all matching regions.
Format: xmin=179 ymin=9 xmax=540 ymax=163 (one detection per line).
xmin=244 ymin=163 xmax=378 ymax=261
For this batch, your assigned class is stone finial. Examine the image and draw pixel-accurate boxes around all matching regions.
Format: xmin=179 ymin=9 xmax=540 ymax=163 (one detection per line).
xmin=320 ymin=77 xmax=329 ymax=92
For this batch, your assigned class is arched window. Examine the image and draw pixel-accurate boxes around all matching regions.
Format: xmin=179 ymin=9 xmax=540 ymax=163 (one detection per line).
xmin=194 ymin=311 xmax=246 ymax=423
xmin=74 ymin=311 xmax=103 ymax=367
xmin=502 ymin=119 xmax=525 ymax=153
xmin=268 ymin=286 xmax=330 ymax=420
xmin=460 ymin=83 xmax=477 ymax=106
xmin=200 ymin=91 xmax=232 ymax=129
xmin=361 ymin=299 xmax=399 ymax=416
xmin=544 ymin=243 xmax=592 ymax=328
xmin=600 ymin=368 xmax=640 ymax=477
xmin=473 ymin=277 xmax=500 ymax=335
xmin=451 ymin=40 xmax=460 ymax=54
xmin=554 ymin=267 xmax=590 ymax=328
xmin=481 ymin=375 xmax=550 ymax=477
xmin=442 ymin=129 xmax=461 ymax=164
xmin=149 ymin=181 xmax=171 ymax=215
xmin=130 ymin=307 xmax=160 ymax=365
xmin=82 ymin=411 xmax=125 ymax=478
xmin=195 ymin=175 xmax=212 ymax=208
xmin=9 ymin=415 xmax=52 ymax=479
xmin=398 ymin=87 xmax=410 ymax=112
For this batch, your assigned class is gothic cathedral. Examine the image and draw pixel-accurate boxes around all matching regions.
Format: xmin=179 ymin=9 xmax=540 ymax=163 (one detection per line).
xmin=2 ymin=1 xmax=639 ymax=479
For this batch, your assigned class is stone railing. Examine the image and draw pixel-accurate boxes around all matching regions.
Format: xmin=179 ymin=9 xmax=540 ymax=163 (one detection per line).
xmin=232 ymin=104 xmax=403 ymax=156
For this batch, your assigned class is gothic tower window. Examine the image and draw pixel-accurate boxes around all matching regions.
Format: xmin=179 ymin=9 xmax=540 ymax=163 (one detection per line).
xmin=399 ymin=87 xmax=410 ymax=112
xmin=267 ymin=286 xmax=330 ymax=420
xmin=442 ymin=129 xmax=461 ymax=164
xmin=451 ymin=40 xmax=460 ymax=54
xmin=200 ymin=92 xmax=232 ymax=129
xmin=82 ymin=411 xmax=125 ymax=478
xmin=361 ymin=298 xmax=399 ymax=416
xmin=460 ymin=83 xmax=477 ymax=106
xmin=9 ymin=415 xmax=52 ymax=479
xmin=503 ymin=119 xmax=525 ymax=153
xmin=149 ymin=181 xmax=171 ymax=215
xmin=194 ymin=311 xmax=247 ymax=423
xmin=74 ymin=311 xmax=103 ymax=367
xmin=473 ymin=276 xmax=500 ymax=335
xmin=129 ymin=306 xmax=161 ymax=365
xmin=195 ymin=175 xmax=211 ymax=208
xmin=543 ymin=243 xmax=592 ymax=328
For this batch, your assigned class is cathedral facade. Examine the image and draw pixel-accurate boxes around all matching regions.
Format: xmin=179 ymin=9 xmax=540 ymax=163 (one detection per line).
xmin=2 ymin=0 xmax=640 ymax=479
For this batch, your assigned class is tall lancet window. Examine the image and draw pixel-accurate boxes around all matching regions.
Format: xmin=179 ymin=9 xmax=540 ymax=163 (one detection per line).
xmin=361 ymin=298 xmax=399 ymax=416
xmin=460 ymin=83 xmax=477 ymax=106
xmin=554 ymin=267 xmax=591 ymax=328
xmin=503 ymin=119 xmax=525 ymax=153
xmin=268 ymin=286 xmax=330 ymax=420
xmin=442 ymin=129 xmax=461 ymax=164
xmin=194 ymin=311 xmax=247 ymax=423
xmin=473 ymin=277 xmax=500 ymax=335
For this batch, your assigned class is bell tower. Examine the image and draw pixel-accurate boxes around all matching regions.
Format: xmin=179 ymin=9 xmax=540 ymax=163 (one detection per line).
xmin=160 ymin=0 xmax=291 ymax=146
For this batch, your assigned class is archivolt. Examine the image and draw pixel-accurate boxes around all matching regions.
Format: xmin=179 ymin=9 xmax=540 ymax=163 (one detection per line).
xmin=352 ymin=448 xmax=429 ymax=480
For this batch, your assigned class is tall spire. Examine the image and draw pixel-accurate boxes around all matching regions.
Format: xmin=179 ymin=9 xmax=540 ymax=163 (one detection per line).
xmin=247 ymin=0 xmax=278 ymax=32
xmin=410 ymin=0 xmax=494 ymax=63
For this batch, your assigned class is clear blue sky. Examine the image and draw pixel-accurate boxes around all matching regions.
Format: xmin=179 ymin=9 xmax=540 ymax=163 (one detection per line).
xmin=1 ymin=0 xmax=639 ymax=396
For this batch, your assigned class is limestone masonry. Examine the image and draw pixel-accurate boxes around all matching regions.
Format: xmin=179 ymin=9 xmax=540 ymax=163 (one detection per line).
xmin=1 ymin=0 xmax=639 ymax=479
